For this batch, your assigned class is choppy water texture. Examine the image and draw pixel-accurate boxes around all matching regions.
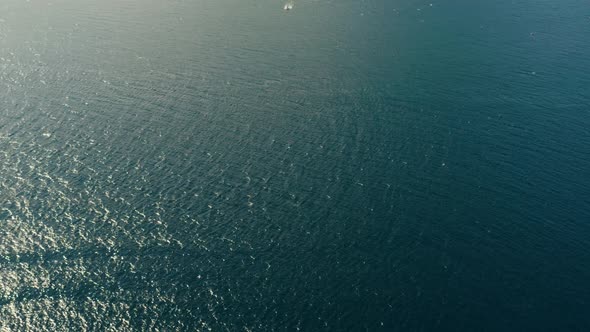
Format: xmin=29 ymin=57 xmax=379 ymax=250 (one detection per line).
xmin=1 ymin=0 xmax=590 ymax=330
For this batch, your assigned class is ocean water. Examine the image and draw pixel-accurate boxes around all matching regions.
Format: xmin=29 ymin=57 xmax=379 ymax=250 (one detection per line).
xmin=1 ymin=0 xmax=590 ymax=330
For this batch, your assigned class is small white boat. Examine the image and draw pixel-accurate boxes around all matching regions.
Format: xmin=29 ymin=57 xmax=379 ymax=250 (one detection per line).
xmin=284 ymin=3 xmax=294 ymax=10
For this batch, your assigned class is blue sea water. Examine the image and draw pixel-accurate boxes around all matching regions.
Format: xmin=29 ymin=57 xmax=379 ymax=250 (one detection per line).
xmin=1 ymin=0 xmax=590 ymax=330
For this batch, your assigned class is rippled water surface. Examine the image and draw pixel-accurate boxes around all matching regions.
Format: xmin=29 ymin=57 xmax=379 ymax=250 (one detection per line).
xmin=1 ymin=0 xmax=590 ymax=330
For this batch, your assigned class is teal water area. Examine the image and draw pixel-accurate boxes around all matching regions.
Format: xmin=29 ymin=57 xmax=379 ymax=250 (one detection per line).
xmin=1 ymin=0 xmax=589 ymax=330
